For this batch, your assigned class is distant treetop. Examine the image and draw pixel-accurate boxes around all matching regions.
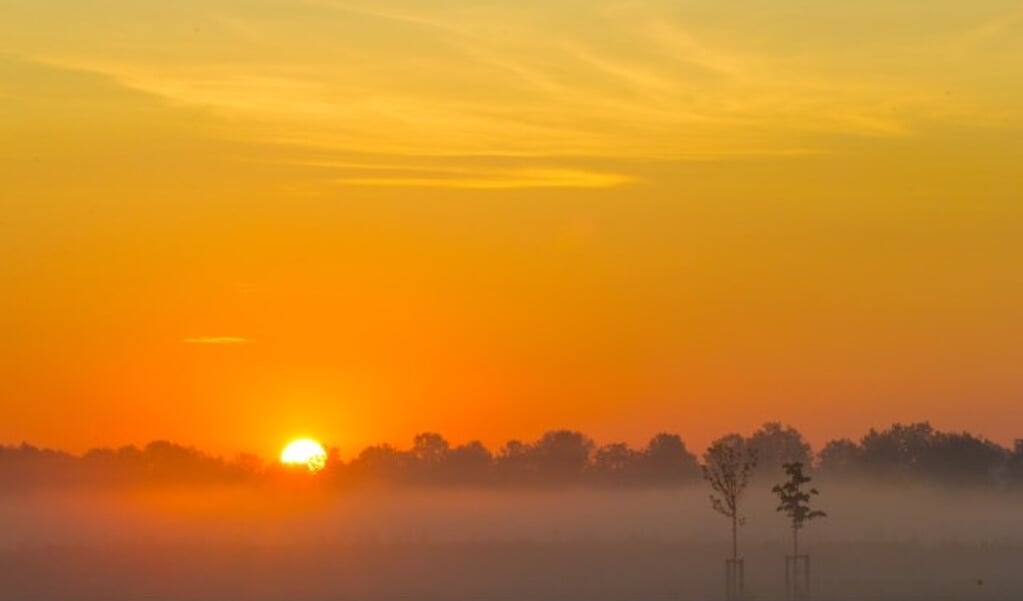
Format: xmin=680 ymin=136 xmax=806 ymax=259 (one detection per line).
xmin=0 ymin=421 xmax=1019 ymax=491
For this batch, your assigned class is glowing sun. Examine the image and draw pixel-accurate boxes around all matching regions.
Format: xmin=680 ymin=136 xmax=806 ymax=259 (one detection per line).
xmin=280 ymin=438 xmax=328 ymax=472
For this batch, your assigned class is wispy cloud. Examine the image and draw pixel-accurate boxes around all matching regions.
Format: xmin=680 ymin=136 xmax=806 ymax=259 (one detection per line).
xmin=303 ymin=0 xmax=462 ymax=34
xmin=270 ymin=157 xmax=636 ymax=189
xmin=334 ymin=168 xmax=635 ymax=189
xmin=21 ymin=0 xmax=1023 ymax=166
xmin=183 ymin=336 xmax=252 ymax=345
xmin=963 ymin=7 xmax=1023 ymax=43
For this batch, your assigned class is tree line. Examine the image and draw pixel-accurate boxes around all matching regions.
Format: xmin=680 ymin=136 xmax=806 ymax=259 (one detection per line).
xmin=1 ymin=421 xmax=1021 ymax=490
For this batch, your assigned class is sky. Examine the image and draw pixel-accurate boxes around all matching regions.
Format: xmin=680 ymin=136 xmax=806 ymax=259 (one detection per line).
xmin=1 ymin=0 xmax=1022 ymax=459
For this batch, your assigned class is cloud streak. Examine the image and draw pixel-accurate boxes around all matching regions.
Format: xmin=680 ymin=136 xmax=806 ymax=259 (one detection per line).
xmin=270 ymin=157 xmax=636 ymax=189
xmin=333 ymin=168 xmax=635 ymax=189
xmin=183 ymin=337 xmax=251 ymax=345
xmin=16 ymin=0 xmax=1023 ymax=169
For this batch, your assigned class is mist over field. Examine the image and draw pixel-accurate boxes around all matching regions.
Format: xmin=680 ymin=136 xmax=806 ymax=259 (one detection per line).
xmin=1 ymin=482 xmax=1021 ymax=600
xmin=3 ymin=422 xmax=1022 ymax=599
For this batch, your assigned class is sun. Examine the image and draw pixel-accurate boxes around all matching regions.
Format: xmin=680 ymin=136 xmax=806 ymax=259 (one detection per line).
xmin=280 ymin=438 xmax=328 ymax=472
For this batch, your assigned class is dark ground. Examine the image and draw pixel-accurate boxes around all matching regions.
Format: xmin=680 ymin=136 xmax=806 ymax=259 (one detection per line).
xmin=1 ymin=540 xmax=1019 ymax=601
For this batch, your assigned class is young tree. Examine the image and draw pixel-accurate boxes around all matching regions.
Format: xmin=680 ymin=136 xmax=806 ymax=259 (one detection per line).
xmin=772 ymin=462 xmax=826 ymax=556
xmin=703 ymin=435 xmax=758 ymax=561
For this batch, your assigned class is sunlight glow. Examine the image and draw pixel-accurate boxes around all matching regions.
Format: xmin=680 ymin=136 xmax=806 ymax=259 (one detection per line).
xmin=280 ymin=438 xmax=328 ymax=472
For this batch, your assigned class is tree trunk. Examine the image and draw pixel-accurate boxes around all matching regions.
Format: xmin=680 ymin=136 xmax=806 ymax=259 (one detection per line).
xmin=793 ymin=523 xmax=799 ymax=556
xmin=732 ymin=513 xmax=738 ymax=560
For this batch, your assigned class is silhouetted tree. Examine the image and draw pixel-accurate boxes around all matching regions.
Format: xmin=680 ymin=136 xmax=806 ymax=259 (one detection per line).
xmin=492 ymin=431 xmax=597 ymax=485
xmin=495 ymin=439 xmax=535 ymax=483
xmin=81 ymin=445 xmax=144 ymax=484
xmin=1008 ymin=440 xmax=1023 ymax=487
xmin=349 ymin=444 xmax=410 ymax=482
xmin=859 ymin=422 xmax=935 ymax=476
xmin=640 ymin=433 xmax=701 ymax=484
xmin=0 ymin=443 xmax=77 ymax=488
xmin=817 ymin=438 xmax=862 ymax=477
xmin=409 ymin=433 xmax=450 ymax=483
xmin=703 ymin=435 xmax=758 ymax=561
xmin=139 ymin=441 xmax=230 ymax=484
xmin=320 ymin=446 xmax=345 ymax=482
xmin=0 ymin=424 xmax=1017 ymax=491
xmin=748 ymin=423 xmax=812 ymax=471
xmin=412 ymin=433 xmax=450 ymax=464
xmin=447 ymin=441 xmax=493 ymax=484
xmin=772 ymin=462 xmax=826 ymax=556
xmin=592 ymin=442 xmax=641 ymax=483
xmin=841 ymin=422 xmax=1008 ymax=485
xmin=531 ymin=430 xmax=594 ymax=483
xmin=922 ymin=431 xmax=1007 ymax=486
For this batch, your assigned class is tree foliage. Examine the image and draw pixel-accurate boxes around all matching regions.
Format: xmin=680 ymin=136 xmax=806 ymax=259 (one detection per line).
xmin=703 ymin=435 xmax=758 ymax=521
xmin=817 ymin=421 xmax=1010 ymax=486
xmin=748 ymin=422 xmax=812 ymax=470
xmin=703 ymin=434 xmax=758 ymax=560
xmin=772 ymin=462 xmax=826 ymax=531
xmin=1 ymin=422 xmax=1021 ymax=490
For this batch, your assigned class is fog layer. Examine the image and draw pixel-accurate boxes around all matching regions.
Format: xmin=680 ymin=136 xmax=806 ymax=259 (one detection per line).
xmin=1 ymin=484 xmax=1020 ymax=600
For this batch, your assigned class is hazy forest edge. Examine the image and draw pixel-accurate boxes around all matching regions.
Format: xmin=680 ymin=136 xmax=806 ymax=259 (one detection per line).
xmin=3 ymin=422 xmax=1022 ymax=491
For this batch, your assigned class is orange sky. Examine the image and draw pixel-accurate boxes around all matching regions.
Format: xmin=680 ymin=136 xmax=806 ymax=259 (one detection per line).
xmin=2 ymin=0 xmax=1022 ymax=459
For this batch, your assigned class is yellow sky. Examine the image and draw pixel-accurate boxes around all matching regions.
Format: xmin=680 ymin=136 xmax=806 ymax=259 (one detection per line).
xmin=1 ymin=0 xmax=1022 ymax=458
